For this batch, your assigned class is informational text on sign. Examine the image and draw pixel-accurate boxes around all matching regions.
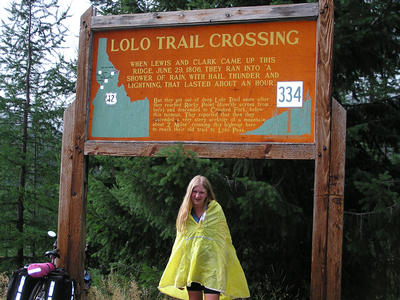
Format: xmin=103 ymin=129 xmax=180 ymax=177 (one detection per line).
xmin=88 ymin=20 xmax=317 ymax=143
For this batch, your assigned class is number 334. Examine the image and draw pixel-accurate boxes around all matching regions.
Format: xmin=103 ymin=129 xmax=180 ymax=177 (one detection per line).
xmin=276 ymin=81 xmax=303 ymax=108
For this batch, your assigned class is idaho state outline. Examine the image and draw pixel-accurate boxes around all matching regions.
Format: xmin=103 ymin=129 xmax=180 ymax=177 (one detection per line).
xmin=91 ymin=38 xmax=149 ymax=138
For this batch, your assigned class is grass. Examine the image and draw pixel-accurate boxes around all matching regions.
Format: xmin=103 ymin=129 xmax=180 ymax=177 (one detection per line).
xmin=86 ymin=272 xmax=170 ymax=300
xmin=0 ymin=272 xmax=8 ymax=300
xmin=1 ymin=270 xmax=302 ymax=300
xmin=0 ymin=271 xmax=170 ymax=300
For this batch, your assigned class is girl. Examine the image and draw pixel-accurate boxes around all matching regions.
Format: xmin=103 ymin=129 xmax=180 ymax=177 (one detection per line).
xmin=158 ymin=175 xmax=250 ymax=300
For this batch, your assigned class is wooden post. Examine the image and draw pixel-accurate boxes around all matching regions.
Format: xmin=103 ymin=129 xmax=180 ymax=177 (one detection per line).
xmin=57 ymin=103 xmax=75 ymax=271
xmin=326 ymin=99 xmax=346 ymax=300
xmin=311 ymin=99 xmax=346 ymax=300
xmin=311 ymin=0 xmax=335 ymax=299
xmin=57 ymin=7 xmax=93 ymax=300
xmin=57 ymin=101 xmax=87 ymax=299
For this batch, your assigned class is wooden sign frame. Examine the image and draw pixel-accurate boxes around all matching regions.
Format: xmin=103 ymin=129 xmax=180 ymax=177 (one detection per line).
xmin=57 ymin=1 xmax=346 ymax=300
xmin=84 ymin=2 xmax=321 ymax=159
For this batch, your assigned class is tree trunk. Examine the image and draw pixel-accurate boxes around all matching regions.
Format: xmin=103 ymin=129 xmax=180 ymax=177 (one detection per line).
xmin=16 ymin=0 xmax=32 ymax=267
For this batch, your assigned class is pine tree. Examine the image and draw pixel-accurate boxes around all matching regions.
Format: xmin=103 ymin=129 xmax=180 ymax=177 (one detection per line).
xmin=0 ymin=0 xmax=75 ymax=268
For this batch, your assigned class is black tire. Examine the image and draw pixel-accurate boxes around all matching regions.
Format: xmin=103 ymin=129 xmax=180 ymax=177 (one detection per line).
xmin=28 ymin=280 xmax=46 ymax=300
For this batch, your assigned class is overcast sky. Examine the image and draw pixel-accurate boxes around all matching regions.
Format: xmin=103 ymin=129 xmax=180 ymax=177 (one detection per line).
xmin=0 ymin=0 xmax=92 ymax=61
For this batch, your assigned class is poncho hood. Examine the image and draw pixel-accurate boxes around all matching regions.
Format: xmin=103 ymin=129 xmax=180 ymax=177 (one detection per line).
xmin=158 ymin=200 xmax=250 ymax=299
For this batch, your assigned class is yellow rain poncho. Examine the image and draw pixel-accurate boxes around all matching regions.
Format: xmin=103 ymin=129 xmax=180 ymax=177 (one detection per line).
xmin=158 ymin=200 xmax=250 ymax=300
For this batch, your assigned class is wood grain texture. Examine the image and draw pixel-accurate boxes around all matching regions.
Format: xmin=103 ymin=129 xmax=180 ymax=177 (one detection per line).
xmin=57 ymin=103 xmax=75 ymax=270
xmin=91 ymin=3 xmax=318 ymax=30
xmin=57 ymin=7 xmax=93 ymax=300
xmin=326 ymin=99 xmax=346 ymax=300
xmin=84 ymin=141 xmax=315 ymax=160
xmin=57 ymin=100 xmax=88 ymax=300
xmin=311 ymin=0 xmax=335 ymax=299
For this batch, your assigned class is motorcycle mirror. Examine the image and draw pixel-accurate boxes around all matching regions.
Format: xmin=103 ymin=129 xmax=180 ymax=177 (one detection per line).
xmin=47 ymin=231 xmax=57 ymax=238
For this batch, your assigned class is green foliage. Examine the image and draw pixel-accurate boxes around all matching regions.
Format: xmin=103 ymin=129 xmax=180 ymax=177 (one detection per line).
xmin=0 ymin=0 xmax=75 ymax=269
xmin=87 ymin=146 xmax=309 ymax=298
xmin=333 ymin=0 xmax=400 ymax=101
xmin=87 ymin=146 xmax=222 ymax=271
xmin=332 ymin=1 xmax=400 ymax=298
xmin=342 ymin=169 xmax=400 ymax=299
xmin=342 ymin=97 xmax=400 ymax=299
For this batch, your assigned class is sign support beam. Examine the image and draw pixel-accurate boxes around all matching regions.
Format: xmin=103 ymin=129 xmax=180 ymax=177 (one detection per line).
xmin=57 ymin=7 xmax=93 ymax=300
xmin=311 ymin=1 xmax=337 ymax=299
xmin=326 ymin=99 xmax=346 ymax=300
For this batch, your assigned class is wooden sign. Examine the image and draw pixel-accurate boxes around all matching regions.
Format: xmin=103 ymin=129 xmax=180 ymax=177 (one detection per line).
xmin=88 ymin=18 xmax=317 ymax=143
xmin=59 ymin=3 xmax=346 ymax=300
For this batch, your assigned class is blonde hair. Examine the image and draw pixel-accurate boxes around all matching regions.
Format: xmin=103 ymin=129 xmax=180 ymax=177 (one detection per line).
xmin=176 ymin=175 xmax=216 ymax=232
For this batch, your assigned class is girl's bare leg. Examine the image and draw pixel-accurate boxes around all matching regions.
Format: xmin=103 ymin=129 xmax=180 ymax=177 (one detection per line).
xmin=188 ymin=290 xmax=203 ymax=300
xmin=204 ymin=294 xmax=220 ymax=300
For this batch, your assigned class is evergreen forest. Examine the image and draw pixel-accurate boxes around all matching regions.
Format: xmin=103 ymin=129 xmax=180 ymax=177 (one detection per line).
xmin=0 ymin=0 xmax=399 ymax=299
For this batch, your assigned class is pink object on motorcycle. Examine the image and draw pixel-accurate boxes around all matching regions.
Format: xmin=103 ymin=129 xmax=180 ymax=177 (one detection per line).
xmin=27 ymin=263 xmax=55 ymax=277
